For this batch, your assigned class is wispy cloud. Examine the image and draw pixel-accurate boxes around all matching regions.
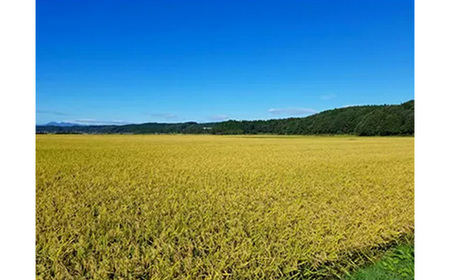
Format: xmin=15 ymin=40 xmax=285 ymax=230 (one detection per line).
xmin=149 ymin=113 xmax=178 ymax=121
xmin=209 ymin=114 xmax=229 ymax=121
xmin=36 ymin=110 xmax=68 ymax=116
xmin=267 ymin=107 xmax=318 ymax=116
xmin=65 ymin=119 xmax=131 ymax=125
xmin=342 ymin=104 xmax=362 ymax=108
xmin=320 ymin=94 xmax=337 ymax=100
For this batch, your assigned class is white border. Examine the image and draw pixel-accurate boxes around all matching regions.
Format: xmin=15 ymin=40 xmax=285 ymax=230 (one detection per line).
xmin=415 ymin=0 xmax=450 ymax=279
xmin=1 ymin=0 xmax=449 ymax=278
xmin=0 ymin=0 xmax=35 ymax=277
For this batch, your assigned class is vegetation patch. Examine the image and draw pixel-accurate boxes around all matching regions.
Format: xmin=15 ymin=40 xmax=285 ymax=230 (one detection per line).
xmin=346 ymin=242 xmax=414 ymax=280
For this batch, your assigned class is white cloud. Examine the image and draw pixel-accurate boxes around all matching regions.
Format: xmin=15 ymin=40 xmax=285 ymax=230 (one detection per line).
xmin=149 ymin=113 xmax=178 ymax=121
xmin=267 ymin=107 xmax=318 ymax=116
xmin=209 ymin=114 xmax=229 ymax=121
xmin=342 ymin=104 xmax=362 ymax=108
xmin=65 ymin=119 xmax=131 ymax=125
xmin=36 ymin=110 xmax=68 ymax=116
xmin=320 ymin=94 xmax=337 ymax=100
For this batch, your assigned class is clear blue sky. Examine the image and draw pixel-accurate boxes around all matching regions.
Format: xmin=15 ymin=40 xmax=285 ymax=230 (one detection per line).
xmin=36 ymin=0 xmax=414 ymax=125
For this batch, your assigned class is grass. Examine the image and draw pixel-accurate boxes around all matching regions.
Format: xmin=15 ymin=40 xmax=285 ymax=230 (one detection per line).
xmin=36 ymin=135 xmax=414 ymax=279
xmin=347 ymin=243 xmax=414 ymax=280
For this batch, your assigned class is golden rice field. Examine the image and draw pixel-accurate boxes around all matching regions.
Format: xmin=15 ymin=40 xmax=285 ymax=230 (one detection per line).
xmin=36 ymin=135 xmax=414 ymax=279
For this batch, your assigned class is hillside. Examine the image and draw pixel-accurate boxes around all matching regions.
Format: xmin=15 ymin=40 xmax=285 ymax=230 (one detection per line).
xmin=36 ymin=100 xmax=414 ymax=136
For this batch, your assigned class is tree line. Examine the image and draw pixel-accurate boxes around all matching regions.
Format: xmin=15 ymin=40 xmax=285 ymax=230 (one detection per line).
xmin=36 ymin=100 xmax=414 ymax=136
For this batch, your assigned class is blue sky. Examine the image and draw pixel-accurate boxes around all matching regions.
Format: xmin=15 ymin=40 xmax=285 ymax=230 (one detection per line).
xmin=36 ymin=0 xmax=414 ymax=125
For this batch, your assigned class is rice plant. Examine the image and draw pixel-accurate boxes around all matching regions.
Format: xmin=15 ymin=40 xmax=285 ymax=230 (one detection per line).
xmin=36 ymin=135 xmax=414 ymax=279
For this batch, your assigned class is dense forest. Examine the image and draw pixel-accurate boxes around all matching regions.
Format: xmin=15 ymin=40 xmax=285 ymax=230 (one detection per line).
xmin=36 ymin=100 xmax=414 ymax=136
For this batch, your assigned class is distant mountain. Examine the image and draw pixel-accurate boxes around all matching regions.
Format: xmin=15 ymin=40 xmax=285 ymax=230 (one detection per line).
xmin=44 ymin=122 xmax=86 ymax=127
xmin=36 ymin=100 xmax=414 ymax=136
